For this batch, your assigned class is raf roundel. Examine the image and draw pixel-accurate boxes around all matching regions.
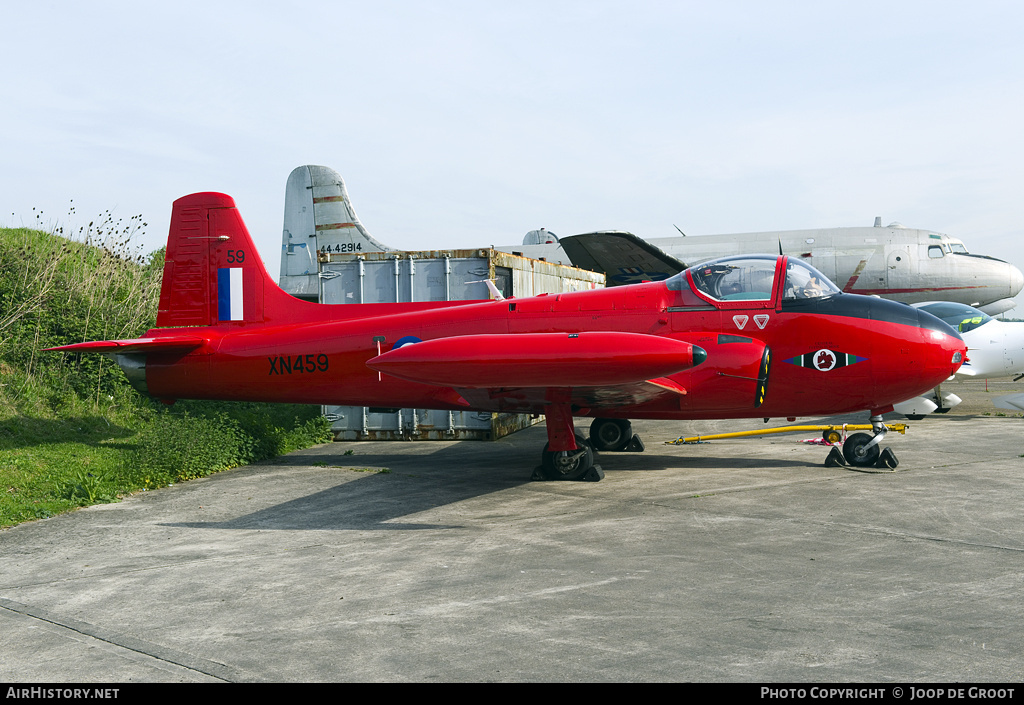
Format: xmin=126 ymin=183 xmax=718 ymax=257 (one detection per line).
xmin=392 ymin=335 xmax=422 ymax=351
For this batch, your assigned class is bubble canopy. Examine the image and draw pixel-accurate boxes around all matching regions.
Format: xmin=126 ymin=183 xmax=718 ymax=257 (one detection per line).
xmin=915 ymin=302 xmax=993 ymax=333
xmin=666 ymin=255 xmax=840 ymax=304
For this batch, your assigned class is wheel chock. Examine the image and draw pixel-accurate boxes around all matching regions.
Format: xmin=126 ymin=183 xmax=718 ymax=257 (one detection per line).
xmin=623 ymin=435 xmax=645 ymax=453
xmin=875 ymin=447 xmax=899 ymax=469
xmin=824 ymin=446 xmax=847 ymax=467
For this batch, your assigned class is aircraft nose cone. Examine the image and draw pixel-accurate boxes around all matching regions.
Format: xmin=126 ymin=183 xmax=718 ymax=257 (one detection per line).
xmin=918 ymin=309 xmax=968 ymax=375
xmin=1009 ymin=262 xmax=1024 ymax=298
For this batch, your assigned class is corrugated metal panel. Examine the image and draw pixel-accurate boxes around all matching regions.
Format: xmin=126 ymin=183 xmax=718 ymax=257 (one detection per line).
xmin=319 ymin=248 xmax=605 ymax=300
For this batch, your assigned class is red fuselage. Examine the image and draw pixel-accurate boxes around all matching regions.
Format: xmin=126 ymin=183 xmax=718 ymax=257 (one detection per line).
xmin=135 ymin=274 xmax=963 ymax=421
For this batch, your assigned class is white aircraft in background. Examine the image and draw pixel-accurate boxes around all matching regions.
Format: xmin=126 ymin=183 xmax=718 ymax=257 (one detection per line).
xmin=279 ymin=165 xmax=1024 ymax=316
xmin=894 ymin=302 xmax=1024 ymax=417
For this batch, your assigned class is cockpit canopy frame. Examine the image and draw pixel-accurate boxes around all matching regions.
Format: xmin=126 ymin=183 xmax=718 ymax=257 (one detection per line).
xmin=667 ymin=255 xmax=841 ymax=310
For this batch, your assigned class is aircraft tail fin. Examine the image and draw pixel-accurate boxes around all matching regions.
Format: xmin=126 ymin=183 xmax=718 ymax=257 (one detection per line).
xmin=156 ymin=192 xmax=283 ymax=328
xmin=47 ymin=190 xmax=473 ymax=341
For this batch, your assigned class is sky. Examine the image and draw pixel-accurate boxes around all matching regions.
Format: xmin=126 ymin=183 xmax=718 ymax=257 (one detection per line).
xmin=4 ymin=1 xmax=1024 ymax=305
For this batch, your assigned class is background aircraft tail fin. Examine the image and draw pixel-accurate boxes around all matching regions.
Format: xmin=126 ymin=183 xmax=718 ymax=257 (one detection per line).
xmin=559 ymin=231 xmax=687 ymax=286
xmin=280 ymin=166 xmax=393 ymax=295
xmin=157 ymin=192 xmax=278 ymax=328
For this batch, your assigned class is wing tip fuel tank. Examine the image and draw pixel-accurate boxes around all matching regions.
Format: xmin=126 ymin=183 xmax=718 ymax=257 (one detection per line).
xmin=367 ymin=332 xmax=706 ymax=389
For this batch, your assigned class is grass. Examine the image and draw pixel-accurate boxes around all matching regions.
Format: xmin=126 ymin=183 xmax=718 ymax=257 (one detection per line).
xmin=0 ymin=371 xmax=334 ymax=528
xmin=0 ymin=219 xmax=334 ymax=528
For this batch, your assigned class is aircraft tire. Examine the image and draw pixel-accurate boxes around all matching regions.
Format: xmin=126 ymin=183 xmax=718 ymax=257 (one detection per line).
xmin=541 ymin=434 xmax=595 ymax=481
xmin=822 ymin=429 xmax=843 ymax=444
xmin=842 ymin=432 xmax=880 ymax=467
xmin=589 ymin=418 xmax=633 ymax=452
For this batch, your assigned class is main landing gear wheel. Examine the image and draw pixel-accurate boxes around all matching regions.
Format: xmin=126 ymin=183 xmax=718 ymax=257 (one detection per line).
xmin=541 ymin=434 xmax=595 ymax=481
xmin=589 ymin=418 xmax=633 ymax=452
xmin=842 ymin=432 xmax=881 ymax=467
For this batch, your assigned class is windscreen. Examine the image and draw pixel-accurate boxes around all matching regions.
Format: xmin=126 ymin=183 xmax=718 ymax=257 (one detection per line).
xmin=782 ymin=259 xmax=841 ymax=301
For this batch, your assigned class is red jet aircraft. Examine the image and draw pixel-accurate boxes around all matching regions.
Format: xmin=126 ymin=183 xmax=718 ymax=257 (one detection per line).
xmin=49 ymin=193 xmax=967 ymax=480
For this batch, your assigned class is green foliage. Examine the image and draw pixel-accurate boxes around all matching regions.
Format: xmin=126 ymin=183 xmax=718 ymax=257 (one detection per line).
xmin=173 ymin=400 xmax=335 ymax=461
xmin=124 ymin=404 xmax=332 ymax=488
xmin=127 ymin=411 xmax=255 ymax=486
xmin=0 ymin=217 xmax=164 ymax=404
xmin=0 ymin=220 xmax=332 ymax=528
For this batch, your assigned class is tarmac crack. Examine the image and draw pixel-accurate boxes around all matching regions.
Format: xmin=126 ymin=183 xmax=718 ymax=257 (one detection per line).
xmin=0 ymin=596 xmax=260 ymax=682
xmin=787 ymin=519 xmax=1024 ymax=553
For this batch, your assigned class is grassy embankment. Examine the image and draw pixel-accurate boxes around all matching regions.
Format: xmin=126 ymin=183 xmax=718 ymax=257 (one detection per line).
xmin=0 ymin=214 xmax=332 ymax=528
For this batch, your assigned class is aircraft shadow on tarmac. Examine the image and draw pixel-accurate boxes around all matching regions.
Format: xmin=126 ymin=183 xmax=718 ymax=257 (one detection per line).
xmin=165 ymin=443 xmax=535 ymax=531
xmin=164 ymin=433 xmax=831 ymax=531
xmin=596 ymin=451 xmax=826 ymax=472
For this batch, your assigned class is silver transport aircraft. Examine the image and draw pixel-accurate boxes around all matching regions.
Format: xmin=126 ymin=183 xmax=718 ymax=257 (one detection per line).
xmin=511 ymin=226 xmax=1023 ymax=316
xmin=279 ymin=166 xmax=1023 ymax=316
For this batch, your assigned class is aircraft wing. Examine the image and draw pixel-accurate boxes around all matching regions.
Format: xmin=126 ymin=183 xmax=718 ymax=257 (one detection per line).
xmin=559 ymin=231 xmax=687 ymax=286
xmin=452 ymin=377 xmax=689 ymax=413
xmin=995 ymin=394 xmax=1024 ymax=411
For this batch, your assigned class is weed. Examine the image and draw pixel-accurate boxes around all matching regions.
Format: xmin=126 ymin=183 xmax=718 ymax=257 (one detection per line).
xmin=57 ymin=469 xmax=112 ymax=506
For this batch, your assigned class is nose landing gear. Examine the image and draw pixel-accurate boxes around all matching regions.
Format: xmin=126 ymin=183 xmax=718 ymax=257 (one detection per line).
xmin=828 ymin=415 xmax=900 ymax=469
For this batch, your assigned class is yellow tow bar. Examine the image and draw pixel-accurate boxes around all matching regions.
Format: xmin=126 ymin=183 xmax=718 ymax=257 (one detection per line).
xmin=666 ymin=423 xmax=908 ymax=445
